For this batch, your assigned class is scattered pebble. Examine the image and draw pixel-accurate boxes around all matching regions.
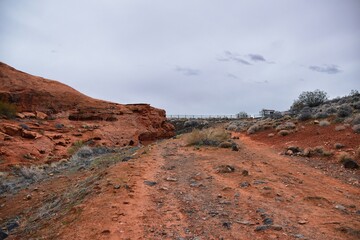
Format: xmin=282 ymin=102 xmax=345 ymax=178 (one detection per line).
xmin=113 ymin=185 xmax=121 ymax=189
xmin=263 ymin=218 xmax=273 ymax=225
xmin=144 ymin=181 xmax=157 ymax=186
xmin=222 ymin=222 xmax=231 ymax=229
xmin=236 ymin=220 xmax=255 ymax=226
xmin=271 ymin=225 xmax=283 ymax=231
xmin=242 ymin=170 xmax=249 ymax=176
xmin=101 ymin=230 xmax=111 ymax=235
xmin=165 ymin=177 xmax=178 ymax=182
xmin=253 ymin=180 xmax=266 ymax=185
xmin=294 ymin=233 xmax=305 ymax=239
xmin=0 ymin=231 xmax=8 ymax=239
xmin=240 ymin=182 xmax=250 ymax=188
xmin=254 ymin=225 xmax=270 ymax=231
xmin=335 ymin=204 xmax=346 ymax=211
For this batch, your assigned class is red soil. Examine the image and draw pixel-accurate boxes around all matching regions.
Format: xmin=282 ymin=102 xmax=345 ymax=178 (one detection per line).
xmin=1 ymin=134 xmax=359 ymax=239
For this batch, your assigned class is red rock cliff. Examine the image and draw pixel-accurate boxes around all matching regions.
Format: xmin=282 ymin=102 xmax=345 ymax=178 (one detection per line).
xmin=0 ymin=62 xmax=174 ymax=169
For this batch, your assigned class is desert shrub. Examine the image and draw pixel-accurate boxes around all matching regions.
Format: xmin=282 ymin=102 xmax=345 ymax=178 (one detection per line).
xmin=312 ymin=146 xmax=333 ymax=157
xmin=290 ymin=100 xmax=306 ymax=113
xmin=67 ymin=140 xmax=85 ymax=155
xmin=298 ymin=112 xmax=312 ymax=121
xmin=333 ymin=117 xmax=345 ymax=123
xmin=326 ymin=107 xmax=337 ymax=114
xmin=186 ymin=128 xmax=230 ymax=146
xmin=282 ymin=115 xmax=292 ymax=120
xmin=278 ymin=130 xmax=290 ymax=136
xmin=349 ymin=89 xmax=360 ymax=96
xmin=352 ymin=115 xmax=360 ymax=125
xmin=17 ymin=166 xmax=44 ymax=181
xmin=335 ymin=125 xmax=346 ymax=131
xmin=247 ymin=124 xmax=260 ymax=135
xmin=295 ymin=89 xmax=328 ymax=108
xmin=276 ymin=122 xmax=296 ymax=131
xmin=0 ymin=101 xmax=17 ymax=118
xmin=236 ymin=111 xmax=249 ymax=119
xmin=19 ymin=123 xmax=30 ymax=130
xmin=271 ymin=111 xmax=283 ymax=119
xmin=334 ymin=143 xmax=345 ymax=149
xmin=315 ymin=112 xmax=329 ymax=119
xmin=337 ymin=105 xmax=353 ymax=118
xmin=319 ymin=120 xmax=330 ymax=127
xmin=227 ymin=120 xmax=254 ymax=132
xmin=352 ymin=124 xmax=360 ymax=133
xmin=337 ymin=152 xmax=356 ymax=166
xmin=226 ymin=124 xmax=238 ymax=131
xmin=301 ymin=146 xmax=333 ymax=157
xmin=356 ymin=147 xmax=360 ymax=159
xmin=76 ymin=145 xmax=93 ymax=158
xmin=218 ymin=141 xmax=233 ymax=148
xmin=55 ymin=123 xmax=65 ymax=129
xmin=352 ymin=101 xmax=360 ymax=110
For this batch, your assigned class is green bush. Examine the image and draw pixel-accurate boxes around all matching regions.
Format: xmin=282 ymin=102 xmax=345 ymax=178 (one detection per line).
xmin=186 ymin=128 xmax=230 ymax=146
xmin=0 ymin=101 xmax=17 ymax=118
xmin=67 ymin=141 xmax=85 ymax=155
xmin=292 ymin=89 xmax=328 ymax=109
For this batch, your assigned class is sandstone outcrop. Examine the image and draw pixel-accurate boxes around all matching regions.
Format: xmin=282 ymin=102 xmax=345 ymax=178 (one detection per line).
xmin=0 ymin=62 xmax=174 ymax=169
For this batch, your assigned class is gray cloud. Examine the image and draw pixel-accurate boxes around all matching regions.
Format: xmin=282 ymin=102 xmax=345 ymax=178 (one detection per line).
xmin=0 ymin=0 xmax=359 ymax=116
xmin=248 ymin=54 xmax=266 ymax=62
xmin=309 ymin=64 xmax=342 ymax=74
xmin=227 ymin=73 xmax=238 ymax=79
xmin=218 ymin=51 xmax=252 ymax=65
xmin=254 ymin=80 xmax=269 ymax=84
xmin=175 ymin=67 xmax=201 ymax=76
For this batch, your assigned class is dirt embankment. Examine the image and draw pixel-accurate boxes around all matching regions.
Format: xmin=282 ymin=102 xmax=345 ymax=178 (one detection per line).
xmin=0 ymin=62 xmax=174 ymax=169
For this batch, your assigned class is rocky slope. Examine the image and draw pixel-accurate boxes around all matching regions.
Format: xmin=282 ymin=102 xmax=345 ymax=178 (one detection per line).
xmin=0 ymin=62 xmax=174 ymax=170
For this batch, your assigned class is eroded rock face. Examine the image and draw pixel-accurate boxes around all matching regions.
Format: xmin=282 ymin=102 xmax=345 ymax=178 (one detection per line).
xmin=0 ymin=62 xmax=174 ymax=169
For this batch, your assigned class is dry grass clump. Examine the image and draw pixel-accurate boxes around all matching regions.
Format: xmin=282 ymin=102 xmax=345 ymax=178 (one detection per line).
xmin=337 ymin=152 xmax=359 ymax=169
xmin=337 ymin=152 xmax=354 ymax=164
xmin=275 ymin=121 xmax=296 ymax=131
xmin=247 ymin=124 xmax=261 ymax=135
xmin=355 ymin=146 xmax=360 ymax=159
xmin=186 ymin=128 xmax=230 ymax=146
xmin=218 ymin=141 xmax=233 ymax=148
xmin=352 ymin=124 xmax=360 ymax=133
xmin=352 ymin=115 xmax=360 ymax=125
xmin=67 ymin=140 xmax=85 ymax=155
xmin=0 ymin=101 xmax=17 ymax=118
xmin=335 ymin=125 xmax=346 ymax=131
xmin=278 ymin=130 xmax=290 ymax=136
xmin=313 ymin=146 xmax=333 ymax=157
xmin=246 ymin=119 xmax=275 ymax=135
xmin=303 ymin=146 xmax=333 ymax=157
xmin=334 ymin=143 xmax=345 ymax=149
xmin=319 ymin=120 xmax=330 ymax=127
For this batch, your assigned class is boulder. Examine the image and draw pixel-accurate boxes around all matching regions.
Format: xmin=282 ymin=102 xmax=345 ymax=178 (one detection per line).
xmin=21 ymin=129 xmax=38 ymax=139
xmin=36 ymin=111 xmax=48 ymax=120
xmin=0 ymin=123 xmax=21 ymax=136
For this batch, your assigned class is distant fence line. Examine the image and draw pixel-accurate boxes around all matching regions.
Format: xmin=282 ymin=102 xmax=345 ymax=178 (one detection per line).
xmin=166 ymin=114 xmax=260 ymax=120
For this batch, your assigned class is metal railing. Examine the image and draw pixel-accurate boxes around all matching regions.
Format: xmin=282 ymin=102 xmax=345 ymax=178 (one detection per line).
xmin=167 ymin=115 xmax=240 ymax=120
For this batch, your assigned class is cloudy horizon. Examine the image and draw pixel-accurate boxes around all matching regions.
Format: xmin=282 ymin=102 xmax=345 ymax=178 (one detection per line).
xmin=1 ymin=0 xmax=359 ymax=116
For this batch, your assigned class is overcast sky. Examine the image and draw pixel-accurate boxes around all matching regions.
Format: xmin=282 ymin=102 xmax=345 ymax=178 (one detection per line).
xmin=1 ymin=0 xmax=359 ymax=116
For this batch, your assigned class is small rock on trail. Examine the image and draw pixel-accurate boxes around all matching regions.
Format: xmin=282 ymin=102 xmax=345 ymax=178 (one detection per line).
xmin=144 ymin=181 xmax=157 ymax=186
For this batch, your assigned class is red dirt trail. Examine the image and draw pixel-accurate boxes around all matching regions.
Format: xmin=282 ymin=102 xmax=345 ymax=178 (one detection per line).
xmin=1 ymin=133 xmax=359 ymax=240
